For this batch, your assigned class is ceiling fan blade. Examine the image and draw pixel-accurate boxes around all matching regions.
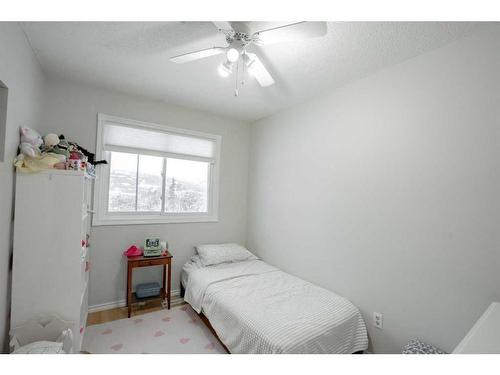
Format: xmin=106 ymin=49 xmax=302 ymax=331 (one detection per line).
xmin=213 ymin=21 xmax=234 ymax=32
xmin=245 ymin=53 xmax=275 ymax=87
xmin=253 ymin=22 xmax=327 ymax=45
xmin=169 ymin=47 xmax=226 ymax=63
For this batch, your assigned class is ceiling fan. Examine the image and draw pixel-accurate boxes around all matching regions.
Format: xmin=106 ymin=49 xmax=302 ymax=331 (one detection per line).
xmin=169 ymin=22 xmax=327 ymax=96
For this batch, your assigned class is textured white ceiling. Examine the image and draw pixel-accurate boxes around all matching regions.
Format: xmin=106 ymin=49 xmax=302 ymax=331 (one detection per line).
xmin=20 ymin=22 xmax=491 ymax=122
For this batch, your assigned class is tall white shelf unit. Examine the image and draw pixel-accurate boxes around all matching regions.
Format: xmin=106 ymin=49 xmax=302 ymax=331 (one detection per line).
xmin=11 ymin=169 xmax=93 ymax=352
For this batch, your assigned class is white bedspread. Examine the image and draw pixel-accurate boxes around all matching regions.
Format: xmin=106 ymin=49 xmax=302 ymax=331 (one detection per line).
xmin=184 ymin=260 xmax=368 ymax=354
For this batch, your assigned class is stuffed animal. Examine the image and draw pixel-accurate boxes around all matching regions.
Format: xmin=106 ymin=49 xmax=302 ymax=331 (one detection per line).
xmin=18 ymin=127 xmax=43 ymax=158
xmin=40 ymin=135 xmax=69 ymax=158
xmin=43 ymin=133 xmax=60 ymax=149
xmin=20 ymin=126 xmax=43 ymax=148
xmin=18 ymin=126 xmax=43 ymax=158
xmin=19 ymin=142 xmax=41 ymax=158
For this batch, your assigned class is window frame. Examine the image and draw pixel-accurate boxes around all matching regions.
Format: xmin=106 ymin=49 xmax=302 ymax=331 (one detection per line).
xmin=92 ymin=113 xmax=221 ymax=226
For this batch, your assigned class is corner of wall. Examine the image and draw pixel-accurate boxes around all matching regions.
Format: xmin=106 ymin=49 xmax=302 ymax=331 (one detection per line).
xmin=0 ymin=22 xmax=46 ymax=353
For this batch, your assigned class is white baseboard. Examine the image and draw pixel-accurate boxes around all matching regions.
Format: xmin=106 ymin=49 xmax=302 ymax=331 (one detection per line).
xmin=88 ymin=299 xmax=126 ymax=313
xmin=88 ymin=289 xmax=181 ymax=313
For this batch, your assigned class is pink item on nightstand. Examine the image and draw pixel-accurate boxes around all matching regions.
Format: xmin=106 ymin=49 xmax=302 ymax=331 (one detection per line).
xmin=123 ymin=245 xmax=143 ymax=258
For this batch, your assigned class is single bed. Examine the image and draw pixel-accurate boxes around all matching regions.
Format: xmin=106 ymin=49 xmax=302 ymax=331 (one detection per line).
xmin=181 ymin=252 xmax=368 ymax=354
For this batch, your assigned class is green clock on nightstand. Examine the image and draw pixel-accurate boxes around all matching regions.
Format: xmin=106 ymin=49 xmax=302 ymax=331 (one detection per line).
xmin=144 ymin=237 xmax=162 ymax=257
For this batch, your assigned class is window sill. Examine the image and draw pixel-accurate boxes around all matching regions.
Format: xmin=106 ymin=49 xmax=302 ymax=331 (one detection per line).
xmin=92 ymin=215 xmax=219 ymax=226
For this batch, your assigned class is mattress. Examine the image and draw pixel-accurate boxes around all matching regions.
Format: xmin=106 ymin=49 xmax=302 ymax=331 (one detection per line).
xmin=181 ymin=255 xmax=203 ymax=289
xmin=183 ymin=259 xmax=368 ymax=354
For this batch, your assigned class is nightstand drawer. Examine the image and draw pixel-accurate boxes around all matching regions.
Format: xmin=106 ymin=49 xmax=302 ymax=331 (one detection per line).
xmin=146 ymin=258 xmax=167 ymax=266
xmin=130 ymin=259 xmax=166 ymax=267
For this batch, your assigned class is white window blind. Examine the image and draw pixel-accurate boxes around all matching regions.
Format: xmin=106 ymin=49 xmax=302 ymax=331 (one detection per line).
xmin=103 ymin=122 xmax=216 ymax=160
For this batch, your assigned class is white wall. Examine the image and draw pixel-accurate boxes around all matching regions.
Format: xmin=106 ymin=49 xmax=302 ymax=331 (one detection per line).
xmin=0 ymin=23 xmax=45 ymax=352
xmin=247 ymin=28 xmax=500 ymax=353
xmin=40 ymin=77 xmax=250 ymax=309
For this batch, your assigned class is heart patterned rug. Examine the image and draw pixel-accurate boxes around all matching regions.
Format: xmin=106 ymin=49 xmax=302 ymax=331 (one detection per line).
xmin=82 ymin=304 xmax=226 ymax=354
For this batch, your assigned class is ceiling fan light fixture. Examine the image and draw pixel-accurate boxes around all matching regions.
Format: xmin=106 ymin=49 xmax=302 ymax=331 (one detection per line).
xmin=226 ymin=48 xmax=240 ymax=63
xmin=218 ymin=61 xmax=233 ymax=77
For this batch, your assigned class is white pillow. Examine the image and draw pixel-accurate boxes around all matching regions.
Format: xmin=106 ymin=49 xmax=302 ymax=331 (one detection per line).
xmin=12 ymin=340 xmax=65 ymax=354
xmin=195 ymin=243 xmax=258 ymax=266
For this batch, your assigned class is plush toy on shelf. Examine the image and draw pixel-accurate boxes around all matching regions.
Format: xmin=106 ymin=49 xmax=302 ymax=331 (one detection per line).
xmin=15 ymin=127 xmax=64 ymax=172
xmin=19 ymin=126 xmax=43 ymax=158
xmin=19 ymin=143 xmax=41 ymax=158
xmin=43 ymin=133 xmax=60 ymax=149
xmin=20 ymin=126 xmax=43 ymax=147
xmin=14 ymin=127 xmax=103 ymax=175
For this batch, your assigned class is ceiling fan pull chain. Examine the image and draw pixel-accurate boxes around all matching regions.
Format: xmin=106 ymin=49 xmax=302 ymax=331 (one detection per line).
xmin=234 ymin=59 xmax=240 ymax=97
xmin=241 ymin=57 xmax=246 ymax=86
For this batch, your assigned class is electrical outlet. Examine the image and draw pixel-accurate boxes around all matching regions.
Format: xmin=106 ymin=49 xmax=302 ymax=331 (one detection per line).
xmin=373 ymin=312 xmax=383 ymax=329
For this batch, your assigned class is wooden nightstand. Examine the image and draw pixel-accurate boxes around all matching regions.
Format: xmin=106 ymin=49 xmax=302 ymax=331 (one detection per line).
xmin=126 ymin=251 xmax=172 ymax=318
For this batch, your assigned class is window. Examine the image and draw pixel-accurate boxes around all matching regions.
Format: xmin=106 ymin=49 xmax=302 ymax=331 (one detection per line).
xmin=108 ymin=152 xmax=163 ymax=213
xmin=93 ymin=114 xmax=220 ymax=225
xmin=164 ymin=158 xmax=209 ymax=213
